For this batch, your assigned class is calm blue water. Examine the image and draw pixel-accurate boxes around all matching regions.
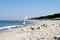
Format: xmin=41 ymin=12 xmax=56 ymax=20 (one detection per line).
xmin=0 ymin=20 xmax=32 ymax=27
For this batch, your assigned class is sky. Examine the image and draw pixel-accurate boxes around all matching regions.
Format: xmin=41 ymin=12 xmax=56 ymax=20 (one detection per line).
xmin=0 ymin=0 xmax=60 ymax=20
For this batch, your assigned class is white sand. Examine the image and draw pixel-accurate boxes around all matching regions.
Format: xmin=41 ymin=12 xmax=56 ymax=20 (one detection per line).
xmin=0 ymin=20 xmax=60 ymax=40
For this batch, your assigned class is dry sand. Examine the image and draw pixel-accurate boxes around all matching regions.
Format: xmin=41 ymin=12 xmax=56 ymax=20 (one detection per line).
xmin=0 ymin=20 xmax=60 ymax=40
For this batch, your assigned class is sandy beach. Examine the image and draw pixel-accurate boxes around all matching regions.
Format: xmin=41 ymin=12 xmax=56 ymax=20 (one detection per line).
xmin=0 ymin=20 xmax=60 ymax=40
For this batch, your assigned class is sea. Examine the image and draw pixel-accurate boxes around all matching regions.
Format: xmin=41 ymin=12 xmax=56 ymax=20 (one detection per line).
xmin=0 ymin=20 xmax=33 ymax=30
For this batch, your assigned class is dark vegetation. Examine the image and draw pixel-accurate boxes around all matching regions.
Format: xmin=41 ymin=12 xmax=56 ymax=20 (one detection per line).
xmin=29 ymin=13 xmax=60 ymax=20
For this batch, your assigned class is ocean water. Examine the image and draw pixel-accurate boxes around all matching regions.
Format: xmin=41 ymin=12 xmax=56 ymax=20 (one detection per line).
xmin=0 ymin=20 xmax=32 ymax=27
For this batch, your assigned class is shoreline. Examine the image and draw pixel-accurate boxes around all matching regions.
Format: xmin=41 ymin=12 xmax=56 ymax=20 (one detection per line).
xmin=0 ymin=20 xmax=60 ymax=40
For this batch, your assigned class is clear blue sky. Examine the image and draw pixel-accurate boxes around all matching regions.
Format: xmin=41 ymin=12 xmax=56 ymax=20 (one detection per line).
xmin=0 ymin=0 xmax=60 ymax=20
